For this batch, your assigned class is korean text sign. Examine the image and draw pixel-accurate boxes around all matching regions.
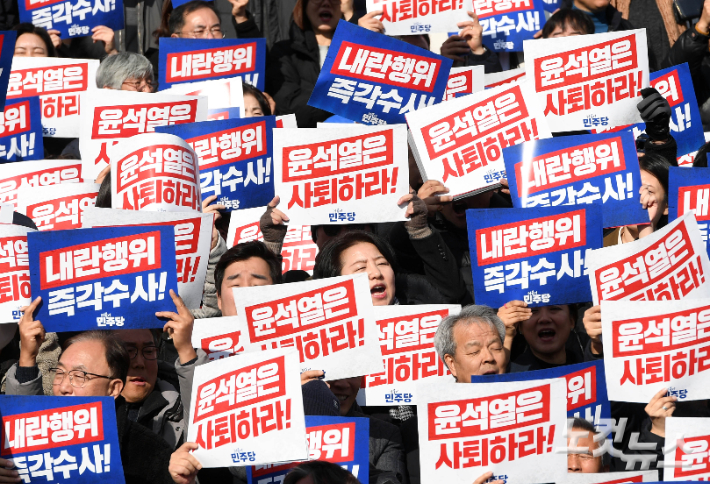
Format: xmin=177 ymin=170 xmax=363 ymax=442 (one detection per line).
xmin=367 ymin=0 xmax=473 ymax=35
xmin=187 ymin=349 xmax=308 ymax=467
xmin=0 ymin=225 xmax=34 ymax=323
xmin=407 ymin=81 xmax=551 ymax=199
xmin=0 ymin=159 xmax=84 ymax=208
xmin=309 ymin=20 xmax=452 ymax=125
xmin=27 ymin=225 xmax=178 ymax=332
xmin=273 ymin=125 xmax=409 ymax=226
xmin=503 ymin=131 xmax=648 ymax=228
xmin=9 ymin=57 xmax=99 ymax=138
xmin=246 ymin=416 xmax=370 ymax=483
xmin=587 ymin=212 xmax=710 ymax=305
xmin=472 ymin=0 xmax=546 ymax=52
xmin=110 ymin=133 xmax=202 ymax=213
xmin=156 ymin=116 xmax=276 ymax=211
xmin=192 ymin=316 xmax=246 ymax=362
xmin=159 ymin=77 xmax=244 ymax=111
xmin=158 ymin=38 xmax=266 ymax=90
xmin=523 ymin=30 xmax=648 ymax=132
xmin=665 ymin=417 xmax=710 ymax=481
xmin=467 ymin=204 xmax=603 ymax=308
xmin=417 ymin=378 xmax=567 ymax=484
xmin=358 ymin=305 xmax=460 ymax=406
xmin=83 ymin=208 xmax=212 ymax=310
xmin=444 ymin=66 xmax=485 ymax=101
xmin=0 ymin=31 xmax=16 ymax=112
xmin=16 ymin=183 xmax=99 ymax=231
xmin=0 ymin=97 xmax=43 ymax=161
xmin=669 ymin=167 xmax=710 ymax=258
xmin=601 ymin=298 xmax=710 ymax=402
xmin=566 ymin=471 xmax=659 ymax=484
xmin=19 ymin=0 xmax=123 ymax=39
xmin=484 ymin=66 xmax=525 ymax=89
xmin=0 ymin=395 xmax=124 ymax=484
xmin=230 ymin=274 xmax=385 ymax=380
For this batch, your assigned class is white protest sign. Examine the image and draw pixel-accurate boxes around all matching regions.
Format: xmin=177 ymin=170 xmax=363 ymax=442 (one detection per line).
xmin=484 ymin=66 xmax=526 ymax=89
xmin=273 ymin=125 xmax=409 ymax=225
xmin=83 ymin=208 xmax=212 ymax=309
xmin=357 ymin=304 xmax=460 ymax=406
xmin=8 ymin=57 xmax=99 ymax=138
xmin=444 ymin=66 xmax=485 ymax=101
xmin=226 ymin=206 xmax=319 ymax=275
xmin=564 ymin=470 xmax=658 ymax=483
xmin=601 ymin=297 xmax=710 ymax=402
xmin=110 ymin=132 xmax=202 ymax=213
xmin=0 ymin=204 xmax=13 ymax=224
xmin=406 ymin=81 xmax=551 ymax=199
xmin=587 ymin=212 xmax=710 ymax=304
xmin=367 ymin=0 xmax=474 ymax=35
xmin=80 ymin=90 xmax=208 ymax=181
xmin=523 ymin=29 xmax=648 ymax=132
xmin=276 ymin=114 xmax=298 ymax=128
xmin=191 ymin=316 xmax=246 ymax=361
xmin=231 ymin=274 xmax=384 ymax=380
xmin=417 ymin=378 xmax=567 ymax=484
xmin=15 ymin=183 xmax=99 ymax=231
xmin=160 ymin=77 xmax=244 ymax=110
xmin=187 ymin=348 xmax=308 ymax=467
xmin=665 ymin=417 xmax=710 ymax=481
xmin=0 ymin=224 xmax=34 ymax=323
xmin=0 ymin=159 xmax=84 ymax=208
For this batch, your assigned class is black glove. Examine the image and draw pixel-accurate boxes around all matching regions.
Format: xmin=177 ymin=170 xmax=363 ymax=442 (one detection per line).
xmin=637 ymin=87 xmax=671 ymax=142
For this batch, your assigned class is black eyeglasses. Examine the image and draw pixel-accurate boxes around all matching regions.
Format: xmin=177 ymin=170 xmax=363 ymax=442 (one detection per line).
xmin=126 ymin=345 xmax=159 ymax=360
xmin=49 ymin=368 xmax=111 ymax=388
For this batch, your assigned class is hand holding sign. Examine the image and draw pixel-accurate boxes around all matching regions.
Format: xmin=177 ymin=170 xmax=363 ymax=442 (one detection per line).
xmin=0 ymin=457 xmax=20 ymax=482
xmin=473 ymin=472 xmax=504 ymax=484
xmin=583 ymin=305 xmax=603 ymax=355
xmin=497 ymin=300 xmax=531 ymax=337
xmin=169 ymin=442 xmax=201 ymax=484
xmin=457 ymin=12 xmax=485 ymax=55
xmin=91 ymin=26 xmax=118 ymax=56
xmin=157 ymin=290 xmax=197 ymax=365
xmin=645 ymin=387 xmax=677 ymax=438
xmin=417 ymin=180 xmax=452 ymax=216
xmin=18 ymin=297 xmax=44 ymax=368
xmin=358 ymin=10 xmax=385 ymax=33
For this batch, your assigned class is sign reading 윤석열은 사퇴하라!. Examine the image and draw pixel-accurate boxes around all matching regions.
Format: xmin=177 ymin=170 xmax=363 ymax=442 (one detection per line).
xmin=443 ymin=66 xmax=485 ymax=101
xmin=158 ymin=38 xmax=266 ymax=91
xmin=0 ymin=159 xmax=84 ymax=207
xmin=155 ymin=116 xmax=276 ymax=211
xmin=19 ymin=0 xmax=123 ymax=39
xmin=467 ymin=204 xmax=603 ymax=308
xmin=587 ymin=212 xmax=710 ymax=304
xmin=417 ymin=377 xmax=567 ymax=484
xmin=664 ymin=417 xmax=710 ymax=481
xmin=0 ymin=395 xmax=124 ymax=483
xmin=357 ymin=304 xmax=460 ymax=406
xmin=669 ymin=167 xmax=710 ymax=259
xmin=503 ymin=131 xmax=648 ymax=228
xmin=406 ymin=80 xmax=551 ymax=200
xmin=273 ymin=124 xmax=409 ymax=226
xmin=601 ymin=298 xmax=710 ymax=402
xmin=472 ymin=0 xmax=546 ymax=52
xmin=0 ymin=97 xmax=43 ymax=161
xmin=365 ymin=0 xmax=473 ymax=35
xmin=484 ymin=66 xmax=526 ymax=89
xmin=308 ymin=20 xmax=452 ymax=125
xmin=15 ymin=183 xmax=99 ymax=231
xmin=27 ymin=225 xmax=178 ymax=332
xmin=187 ymin=349 xmax=308 ymax=467
xmin=0 ymin=224 xmax=34 ymax=323
xmin=524 ymin=29 xmax=649 ymax=133
xmin=192 ymin=316 xmax=246 ymax=361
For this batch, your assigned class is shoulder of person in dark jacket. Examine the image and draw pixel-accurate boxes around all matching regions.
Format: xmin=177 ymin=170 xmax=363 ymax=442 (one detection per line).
xmin=463 ymin=47 xmax=503 ymax=73
xmin=394 ymin=272 xmax=450 ymax=305
xmin=663 ymin=26 xmax=710 ymax=106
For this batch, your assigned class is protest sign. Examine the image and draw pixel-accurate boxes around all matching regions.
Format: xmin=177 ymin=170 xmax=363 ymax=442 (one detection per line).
xmin=83 ymin=208 xmax=212 ymax=310
xmin=472 ymin=0 xmax=546 ymax=52
xmin=566 ymin=471 xmax=659 ymax=483
xmin=15 ymin=183 xmax=99 ymax=231
xmin=19 ymin=0 xmax=123 ymax=39
xmin=0 ymin=31 xmax=16 ymax=112
xmin=229 ymin=274 xmax=384 ymax=380
xmin=8 ymin=57 xmax=98 ymax=138
xmin=471 ymin=360 xmax=611 ymax=425
xmin=467 ymin=204 xmax=603 ymax=308
xmin=226 ymin=206 xmax=319 ymax=275
xmin=524 ymin=30 xmax=649 ymax=132
xmin=407 ymin=81 xmax=551 ymax=199
xmin=602 ymin=298 xmax=710 ymax=402
xmin=0 ymin=204 xmax=12 ymax=223
xmin=669 ymin=167 xmax=710 ymax=260
xmin=366 ymin=0 xmax=473 ymax=35
xmin=503 ymin=131 xmax=648 ymax=228
xmin=187 ymin=348 xmax=308 ymax=467
xmin=110 ymin=133 xmax=202 ymax=213
xmin=0 ymin=395 xmax=124 ymax=484
xmin=0 ymin=97 xmax=43 ymax=161
xmin=80 ymin=90 xmax=207 ymax=181
xmin=155 ymin=116 xmax=276 ymax=211
xmin=444 ymin=66 xmax=485 ymax=101
xmin=192 ymin=316 xmax=246 ymax=361
xmin=309 ymin=20 xmax=452 ymax=125
xmin=587 ymin=212 xmax=710 ymax=304
xmin=0 ymin=225 xmax=34 ymax=323
xmin=160 ymin=77 xmax=244 ymax=111
xmin=665 ymin=417 xmax=710 ymax=481
xmin=273 ymin=124 xmax=409 ymax=226
xmin=357 ymin=304 xmax=460 ymax=406
xmin=417 ymin=377 xmax=567 ymax=484
xmin=27 ymin=225 xmax=178 ymax=332
xmin=246 ymin=416 xmax=370 ymax=484
xmin=158 ymin=38 xmax=266 ymax=91
xmin=208 ymin=107 xmax=241 ymax=120
xmin=276 ymin=114 xmax=298 ymax=129
xmin=0 ymin=159 xmax=84 ymax=207
xmin=484 ymin=66 xmax=526 ymax=89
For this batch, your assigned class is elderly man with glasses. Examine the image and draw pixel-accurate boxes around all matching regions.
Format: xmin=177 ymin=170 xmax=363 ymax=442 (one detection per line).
xmin=168 ymin=0 xmax=261 ymax=40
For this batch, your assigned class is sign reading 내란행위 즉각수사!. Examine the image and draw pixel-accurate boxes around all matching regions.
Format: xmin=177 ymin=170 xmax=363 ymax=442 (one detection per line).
xmin=664 ymin=417 xmax=710 ymax=481
xmin=669 ymin=167 xmax=710 ymax=259
xmin=0 ymin=97 xmax=43 ymax=161
xmin=524 ymin=29 xmax=649 ymax=133
xmin=15 ymin=183 xmax=99 ymax=231
xmin=19 ymin=0 xmax=123 ymax=39
xmin=27 ymin=225 xmax=178 ymax=332
xmin=0 ymin=224 xmax=34 ymax=324
xmin=472 ymin=0 xmax=546 ymax=52
xmin=443 ymin=66 xmax=485 ymax=101
xmin=587 ymin=212 xmax=710 ymax=305
xmin=0 ymin=31 xmax=17 ymax=112
xmin=467 ymin=204 xmax=603 ymax=308
xmin=366 ymin=0 xmax=473 ymax=36
xmin=308 ymin=20 xmax=452 ymax=125
xmin=0 ymin=159 xmax=84 ymax=208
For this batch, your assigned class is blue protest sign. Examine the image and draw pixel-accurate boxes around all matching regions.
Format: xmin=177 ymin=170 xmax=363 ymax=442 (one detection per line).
xmin=0 ymin=31 xmax=16 ymax=112
xmin=668 ymin=166 xmax=710 ymax=259
xmin=308 ymin=20 xmax=452 ymax=125
xmin=28 ymin=225 xmax=178 ymax=332
xmin=19 ymin=0 xmax=123 ymax=40
xmin=172 ymin=0 xmax=210 ymax=7
xmin=207 ymin=107 xmax=241 ymax=120
xmin=246 ymin=416 xmax=370 ymax=484
xmin=467 ymin=204 xmax=603 ymax=308
xmin=158 ymin=38 xmax=266 ymax=91
xmin=0 ymin=97 xmax=43 ymax=162
xmin=156 ymin=116 xmax=276 ymax=211
xmin=503 ymin=131 xmax=648 ymax=228
xmin=471 ymin=360 xmax=611 ymax=426
xmin=473 ymin=0 xmax=546 ymax=51
xmin=0 ymin=395 xmax=124 ymax=484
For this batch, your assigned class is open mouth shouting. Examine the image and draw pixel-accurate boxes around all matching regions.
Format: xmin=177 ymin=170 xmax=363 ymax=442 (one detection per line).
xmin=370 ymin=283 xmax=388 ymax=301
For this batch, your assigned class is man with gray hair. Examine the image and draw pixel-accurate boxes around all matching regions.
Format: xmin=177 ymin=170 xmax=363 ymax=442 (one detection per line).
xmin=434 ymin=305 xmax=507 ymax=382
xmin=96 ymin=51 xmax=155 ymax=92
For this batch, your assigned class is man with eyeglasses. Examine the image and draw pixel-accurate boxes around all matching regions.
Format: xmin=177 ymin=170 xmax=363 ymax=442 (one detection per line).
xmin=168 ymin=0 xmax=260 ymax=41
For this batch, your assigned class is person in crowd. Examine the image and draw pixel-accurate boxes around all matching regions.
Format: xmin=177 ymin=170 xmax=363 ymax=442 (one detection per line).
xmin=12 ymin=23 xmax=56 ymax=57
xmin=560 ymin=0 xmax=633 ymax=35
xmin=541 ymin=8 xmax=595 ymax=37
xmin=693 ymin=141 xmax=710 ymax=167
xmin=567 ymin=418 xmax=608 ymax=473
xmin=56 ymin=25 xmax=118 ymax=59
xmin=440 ymin=11 xmax=502 ymax=72
xmin=242 ymin=82 xmax=273 ymax=116
xmin=283 ymin=461 xmax=360 ymax=484
xmin=639 ymin=152 xmax=672 ymax=237
xmin=96 ymin=51 xmax=156 ymax=92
